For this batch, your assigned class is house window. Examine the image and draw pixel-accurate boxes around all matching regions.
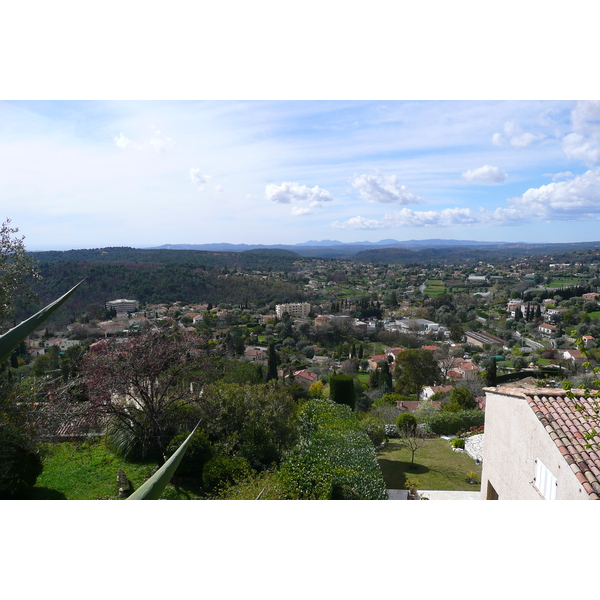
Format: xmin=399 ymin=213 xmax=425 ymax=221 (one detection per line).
xmin=534 ymin=458 xmax=557 ymax=500
xmin=486 ymin=481 xmax=499 ymax=500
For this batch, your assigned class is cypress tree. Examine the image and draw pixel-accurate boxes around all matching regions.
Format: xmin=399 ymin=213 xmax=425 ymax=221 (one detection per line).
xmin=486 ymin=356 xmax=497 ymax=387
xmin=329 ymin=374 xmax=356 ymax=409
xmin=266 ymin=342 xmax=278 ymax=382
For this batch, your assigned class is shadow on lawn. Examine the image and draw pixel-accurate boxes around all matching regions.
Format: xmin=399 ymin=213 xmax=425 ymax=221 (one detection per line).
xmin=19 ymin=487 xmax=68 ymax=500
xmin=377 ymin=458 xmax=429 ymax=490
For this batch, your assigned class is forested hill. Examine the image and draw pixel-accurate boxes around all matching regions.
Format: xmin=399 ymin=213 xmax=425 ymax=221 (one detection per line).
xmin=29 ymin=246 xmax=303 ymax=270
xmin=18 ymin=247 xmax=309 ymax=325
xmin=353 ymin=242 xmax=600 ymax=264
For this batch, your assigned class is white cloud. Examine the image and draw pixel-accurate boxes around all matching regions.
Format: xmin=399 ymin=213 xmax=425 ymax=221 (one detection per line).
xmin=350 ymin=172 xmax=425 ymax=204
xmin=561 ymin=101 xmax=600 ymax=166
xmin=334 ymin=168 xmax=600 ymax=231
xmin=332 ymin=207 xmax=517 ymax=230
xmin=562 ymin=132 xmax=600 ymax=166
xmin=190 ymin=168 xmax=212 ymax=190
xmin=510 ymin=132 xmax=544 ymax=148
xmin=571 ymin=100 xmax=600 ymax=132
xmin=462 ymin=164 xmax=508 ymax=184
xmin=266 ymin=182 xmax=333 ymax=215
xmin=291 ymin=206 xmax=313 ymax=216
xmin=148 ymin=127 xmax=175 ymax=152
xmin=331 ymin=215 xmax=386 ymax=230
xmin=492 ymin=133 xmax=506 ymax=147
xmin=508 ymin=168 xmax=600 ymax=220
xmin=114 ymin=126 xmax=174 ymax=153
xmin=114 ymin=132 xmax=137 ymax=149
xmin=492 ymin=121 xmax=544 ymax=149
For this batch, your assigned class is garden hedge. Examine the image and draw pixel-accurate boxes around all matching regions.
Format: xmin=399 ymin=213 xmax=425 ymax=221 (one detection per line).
xmin=423 ymin=410 xmax=485 ymax=436
xmin=278 ymin=399 xmax=387 ymax=500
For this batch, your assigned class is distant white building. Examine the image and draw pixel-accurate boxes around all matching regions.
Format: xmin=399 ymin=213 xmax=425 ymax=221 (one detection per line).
xmin=106 ymin=299 xmax=139 ymax=313
xmin=393 ymin=319 xmax=439 ymax=334
xmin=275 ymin=303 xmax=311 ymax=319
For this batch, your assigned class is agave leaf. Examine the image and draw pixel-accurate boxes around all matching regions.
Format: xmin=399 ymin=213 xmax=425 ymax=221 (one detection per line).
xmin=127 ymin=423 xmax=200 ymax=500
xmin=0 ymin=279 xmax=85 ymax=365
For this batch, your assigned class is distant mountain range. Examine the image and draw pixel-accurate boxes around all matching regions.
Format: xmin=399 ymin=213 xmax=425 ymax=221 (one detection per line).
xmin=145 ymin=238 xmax=600 ymax=261
xmin=150 ymin=238 xmax=511 ymax=257
xmin=152 ymin=238 xmax=508 ymax=251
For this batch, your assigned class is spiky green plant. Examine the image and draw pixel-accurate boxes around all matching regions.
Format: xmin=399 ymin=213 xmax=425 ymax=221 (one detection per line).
xmin=0 ymin=280 xmax=85 ymax=365
xmin=127 ymin=424 xmax=201 ymax=500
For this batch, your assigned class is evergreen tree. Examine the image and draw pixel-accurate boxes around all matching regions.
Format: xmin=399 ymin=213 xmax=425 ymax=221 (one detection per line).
xmin=266 ymin=342 xmax=279 ymax=382
xmin=379 ymin=360 xmax=393 ymax=393
xmin=486 ymin=356 xmax=497 ymax=386
xmin=329 ymin=374 xmax=356 ymax=409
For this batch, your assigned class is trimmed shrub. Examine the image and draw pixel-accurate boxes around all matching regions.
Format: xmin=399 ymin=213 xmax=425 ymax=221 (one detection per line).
xmin=329 ymin=374 xmax=356 ymax=409
xmin=395 ymin=413 xmax=417 ymax=433
xmin=279 ymin=399 xmax=387 ymax=500
xmin=424 ymin=410 xmax=485 ymax=436
xmin=450 ymin=437 xmax=465 ymax=449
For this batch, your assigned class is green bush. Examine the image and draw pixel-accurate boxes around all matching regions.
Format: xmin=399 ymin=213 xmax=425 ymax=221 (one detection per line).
xmin=0 ymin=423 xmax=43 ymax=498
xmin=165 ymin=428 xmax=213 ymax=478
xmin=202 ymin=455 xmax=253 ymax=492
xmin=450 ymin=437 xmax=465 ymax=449
xmin=329 ymin=374 xmax=356 ymax=409
xmin=376 ymin=393 xmax=403 ymax=406
xmin=104 ymin=413 xmax=178 ymax=463
xmin=278 ymin=399 xmax=387 ymax=500
xmin=358 ymin=415 xmax=387 ymax=447
xmin=194 ymin=382 xmax=298 ymax=471
xmin=424 ymin=410 xmax=485 ymax=436
xmin=395 ymin=412 xmax=417 ymax=433
xmin=374 ymin=393 xmax=416 ymax=408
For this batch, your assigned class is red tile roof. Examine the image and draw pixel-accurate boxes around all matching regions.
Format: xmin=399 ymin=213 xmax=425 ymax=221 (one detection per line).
xmin=524 ymin=389 xmax=600 ymax=500
xmin=396 ymin=399 xmax=443 ymax=412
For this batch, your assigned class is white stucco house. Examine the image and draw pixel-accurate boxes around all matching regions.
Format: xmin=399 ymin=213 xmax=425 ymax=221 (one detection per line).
xmin=480 ymin=385 xmax=600 ymax=500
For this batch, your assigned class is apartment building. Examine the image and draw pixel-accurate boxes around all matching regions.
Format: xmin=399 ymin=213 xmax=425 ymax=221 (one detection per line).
xmin=275 ymin=303 xmax=311 ymax=319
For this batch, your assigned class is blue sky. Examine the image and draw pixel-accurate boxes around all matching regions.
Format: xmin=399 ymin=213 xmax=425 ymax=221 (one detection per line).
xmin=2 ymin=4 xmax=599 ymax=252
xmin=4 ymin=99 xmax=600 ymax=250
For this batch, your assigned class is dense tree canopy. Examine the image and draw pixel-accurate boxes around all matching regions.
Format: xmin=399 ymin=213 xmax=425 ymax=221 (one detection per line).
xmin=82 ymin=328 xmax=218 ymax=465
xmin=394 ymin=348 xmax=442 ymax=400
xmin=0 ymin=219 xmax=38 ymax=327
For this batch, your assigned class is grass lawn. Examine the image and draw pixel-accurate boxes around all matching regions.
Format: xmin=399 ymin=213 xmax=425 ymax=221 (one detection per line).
xmin=377 ymin=437 xmax=482 ymax=491
xmin=424 ymin=288 xmax=447 ymax=296
xmin=27 ymin=440 xmax=201 ymax=500
xmin=547 ymin=277 xmax=588 ymax=286
xmin=29 ymin=440 xmax=155 ymax=499
xmin=357 ymin=372 xmax=370 ymax=384
xmin=424 ymin=281 xmax=447 ymax=296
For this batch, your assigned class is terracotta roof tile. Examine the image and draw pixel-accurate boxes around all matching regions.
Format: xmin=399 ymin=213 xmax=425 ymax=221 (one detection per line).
xmin=521 ymin=388 xmax=600 ymax=500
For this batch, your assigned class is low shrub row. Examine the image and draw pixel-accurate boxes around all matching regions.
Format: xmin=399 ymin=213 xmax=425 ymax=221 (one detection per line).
xmin=278 ymin=399 xmax=388 ymax=500
xmin=422 ymin=410 xmax=485 ymax=436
